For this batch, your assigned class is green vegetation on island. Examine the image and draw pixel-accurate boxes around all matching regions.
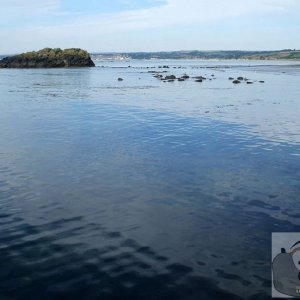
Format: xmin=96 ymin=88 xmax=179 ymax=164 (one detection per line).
xmin=0 ymin=48 xmax=95 ymax=68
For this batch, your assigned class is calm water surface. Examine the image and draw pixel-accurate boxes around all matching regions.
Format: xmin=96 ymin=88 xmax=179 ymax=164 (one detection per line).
xmin=0 ymin=60 xmax=300 ymax=299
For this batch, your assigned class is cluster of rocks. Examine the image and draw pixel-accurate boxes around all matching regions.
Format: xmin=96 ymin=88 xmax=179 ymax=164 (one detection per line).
xmin=156 ymin=65 xmax=185 ymax=69
xmin=150 ymin=71 xmax=267 ymax=86
xmin=228 ymin=76 xmax=265 ymax=85
xmin=118 ymin=67 xmax=266 ymax=86
xmin=152 ymin=73 xmax=212 ymax=83
xmin=146 ymin=65 xmax=186 ymax=70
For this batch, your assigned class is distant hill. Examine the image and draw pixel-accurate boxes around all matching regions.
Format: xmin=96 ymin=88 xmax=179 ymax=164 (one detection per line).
xmin=0 ymin=48 xmax=95 ymax=68
xmin=92 ymin=49 xmax=300 ymax=60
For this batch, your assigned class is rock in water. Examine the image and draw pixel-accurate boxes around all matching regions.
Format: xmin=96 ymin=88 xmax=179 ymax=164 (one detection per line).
xmin=165 ymin=75 xmax=176 ymax=80
xmin=0 ymin=48 xmax=95 ymax=68
xmin=181 ymin=74 xmax=190 ymax=79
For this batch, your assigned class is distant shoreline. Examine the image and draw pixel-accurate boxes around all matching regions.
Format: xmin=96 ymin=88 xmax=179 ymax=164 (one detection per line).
xmin=90 ymin=50 xmax=300 ymax=61
xmin=91 ymin=58 xmax=300 ymax=64
xmin=2 ymin=49 xmax=300 ymax=61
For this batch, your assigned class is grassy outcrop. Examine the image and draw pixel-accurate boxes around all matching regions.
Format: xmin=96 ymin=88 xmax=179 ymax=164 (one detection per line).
xmin=0 ymin=48 xmax=95 ymax=68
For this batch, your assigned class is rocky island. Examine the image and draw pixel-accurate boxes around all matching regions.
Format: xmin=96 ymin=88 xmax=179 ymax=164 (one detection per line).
xmin=0 ymin=48 xmax=95 ymax=68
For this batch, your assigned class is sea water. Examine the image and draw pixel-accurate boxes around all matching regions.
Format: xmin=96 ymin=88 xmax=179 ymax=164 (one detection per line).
xmin=0 ymin=60 xmax=299 ymax=299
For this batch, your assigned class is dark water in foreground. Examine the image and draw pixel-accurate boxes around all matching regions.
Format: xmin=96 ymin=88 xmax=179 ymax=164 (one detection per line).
xmin=0 ymin=60 xmax=300 ymax=299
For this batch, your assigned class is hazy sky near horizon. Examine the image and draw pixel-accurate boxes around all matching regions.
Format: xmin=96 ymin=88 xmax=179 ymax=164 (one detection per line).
xmin=0 ymin=0 xmax=300 ymax=53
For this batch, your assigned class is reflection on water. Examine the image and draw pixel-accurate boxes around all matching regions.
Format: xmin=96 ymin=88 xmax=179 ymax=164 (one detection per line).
xmin=0 ymin=60 xmax=299 ymax=299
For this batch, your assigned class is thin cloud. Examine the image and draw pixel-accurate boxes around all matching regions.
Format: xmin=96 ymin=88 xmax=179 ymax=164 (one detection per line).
xmin=0 ymin=0 xmax=60 ymax=25
xmin=16 ymin=0 xmax=300 ymax=32
xmin=0 ymin=0 xmax=299 ymax=52
xmin=0 ymin=0 xmax=59 ymax=9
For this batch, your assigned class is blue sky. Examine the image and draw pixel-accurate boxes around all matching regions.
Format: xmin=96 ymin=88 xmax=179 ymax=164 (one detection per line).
xmin=59 ymin=0 xmax=166 ymax=14
xmin=0 ymin=0 xmax=300 ymax=53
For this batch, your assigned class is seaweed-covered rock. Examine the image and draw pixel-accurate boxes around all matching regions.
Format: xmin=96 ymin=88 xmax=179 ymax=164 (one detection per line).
xmin=0 ymin=48 xmax=95 ymax=68
xmin=233 ymin=80 xmax=241 ymax=84
xmin=181 ymin=74 xmax=190 ymax=79
xmin=194 ymin=76 xmax=206 ymax=80
xmin=165 ymin=75 xmax=176 ymax=80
